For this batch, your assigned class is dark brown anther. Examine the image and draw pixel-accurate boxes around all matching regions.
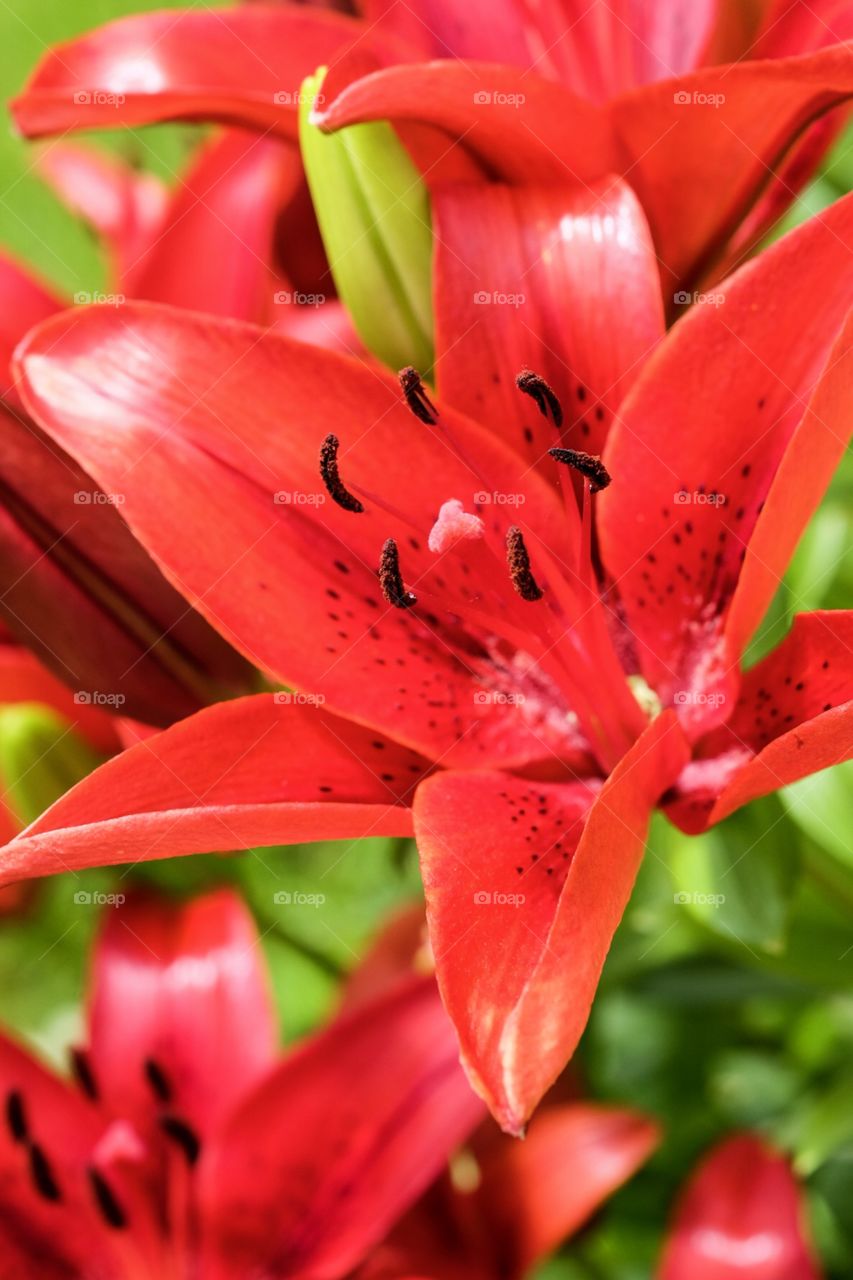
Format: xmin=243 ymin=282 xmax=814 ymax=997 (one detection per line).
xmin=516 ymin=369 xmax=563 ymax=428
xmin=399 ymin=367 xmax=438 ymax=425
xmin=319 ymin=434 xmax=364 ymax=513
xmin=143 ymin=1058 xmax=172 ymax=1104
xmin=29 ymin=1144 xmax=61 ymax=1202
xmin=70 ymin=1048 xmax=99 ymax=1102
xmin=160 ymin=1115 xmax=201 ymax=1166
xmin=5 ymin=1090 xmax=27 ymax=1143
xmin=88 ymin=1168 xmax=128 ymax=1229
xmin=379 ymin=538 xmax=417 ymax=609
xmin=548 ymin=447 xmax=611 ymax=493
xmin=506 ymin=527 xmax=544 ymax=601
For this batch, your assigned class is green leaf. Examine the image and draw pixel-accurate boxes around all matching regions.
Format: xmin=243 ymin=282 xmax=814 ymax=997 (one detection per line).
xmin=299 ymin=67 xmax=434 ymax=372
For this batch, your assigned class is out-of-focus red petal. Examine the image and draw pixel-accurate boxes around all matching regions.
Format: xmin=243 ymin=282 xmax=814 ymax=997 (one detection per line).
xmin=0 ymin=694 xmax=422 ymax=885
xmin=88 ymin=888 xmax=277 ymax=1135
xmin=433 ymin=179 xmax=663 ymax=466
xmin=413 ymin=712 xmax=688 ymax=1132
xmin=0 ymin=644 xmax=119 ymax=754
xmin=198 ymin=976 xmax=484 ymax=1279
xmin=658 ymin=1134 xmax=821 ymax=1279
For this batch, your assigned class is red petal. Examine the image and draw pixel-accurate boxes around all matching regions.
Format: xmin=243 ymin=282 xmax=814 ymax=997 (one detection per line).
xmin=659 ymin=1134 xmax=821 ymax=1279
xmin=610 ymin=43 xmax=853 ymax=291
xmin=315 ymin=61 xmax=616 ymax=183
xmin=12 ymin=6 xmax=407 ymax=139
xmin=433 ymin=179 xmax=664 ymax=465
xmin=0 ymin=694 xmax=420 ymax=884
xmin=88 ymin=888 xmax=276 ymax=1134
xmin=0 ymin=401 xmax=251 ymax=729
xmin=126 ymin=129 xmax=296 ymax=323
xmin=599 ymin=192 xmax=853 ymax=718
xmin=467 ymin=1103 xmax=659 ymax=1272
xmin=15 ymin=301 xmax=575 ymax=770
xmin=358 ymin=0 xmax=715 ymax=99
xmin=413 ymin=712 xmax=689 ymax=1132
xmin=36 ymin=142 xmax=169 ymax=289
xmin=0 ymin=643 xmax=119 ymax=754
xmin=0 ymin=254 xmax=62 ymax=404
xmin=668 ymin=611 xmax=853 ymax=832
xmin=197 ymin=976 xmax=484 ymax=1279
xmin=0 ymin=1033 xmax=115 ymax=1272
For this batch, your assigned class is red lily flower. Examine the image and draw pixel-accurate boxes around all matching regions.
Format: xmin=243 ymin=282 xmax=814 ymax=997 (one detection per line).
xmin=11 ymin=0 xmax=853 ymax=295
xmin=3 ymin=188 xmax=851 ymax=1134
xmin=0 ymin=887 xmax=483 ymax=1277
xmin=658 ymin=1134 xmax=821 ymax=1279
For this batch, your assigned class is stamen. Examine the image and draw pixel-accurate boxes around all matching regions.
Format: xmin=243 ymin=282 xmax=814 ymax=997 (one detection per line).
xmin=379 ymin=538 xmax=417 ymax=609
xmin=548 ymin=447 xmax=611 ymax=493
xmin=70 ymin=1048 xmax=99 ymax=1102
xmin=506 ymin=527 xmax=544 ymax=601
xmin=159 ymin=1115 xmax=201 ymax=1166
xmin=399 ymin=367 xmax=438 ymax=425
xmin=143 ymin=1058 xmax=172 ymax=1104
xmin=319 ymin=434 xmax=364 ymax=513
xmin=29 ymin=1144 xmax=61 ymax=1202
xmin=88 ymin=1168 xmax=128 ymax=1229
xmin=5 ymin=1090 xmax=27 ymax=1143
xmin=516 ymin=369 xmax=563 ymax=428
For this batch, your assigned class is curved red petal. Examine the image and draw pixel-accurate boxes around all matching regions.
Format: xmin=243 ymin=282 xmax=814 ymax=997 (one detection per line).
xmin=413 ymin=711 xmax=689 ymax=1132
xmin=668 ymin=611 xmax=853 ymax=832
xmin=599 ymin=192 xmax=853 ymax=720
xmin=126 ymin=129 xmax=297 ymax=322
xmin=88 ymin=888 xmax=277 ymax=1134
xmin=433 ymin=179 xmax=664 ymax=466
xmin=659 ymin=1134 xmax=821 ymax=1279
xmin=197 ymin=976 xmax=484 ymax=1279
xmin=11 ymin=6 xmax=409 ymax=138
xmin=0 ymin=694 xmax=421 ymax=885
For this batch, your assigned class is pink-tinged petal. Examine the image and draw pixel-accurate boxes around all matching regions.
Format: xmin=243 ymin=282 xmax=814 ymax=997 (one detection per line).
xmin=599 ymin=192 xmax=853 ymax=722
xmin=0 ymin=644 xmax=119 ymax=754
xmin=0 ymin=694 xmax=422 ymax=885
xmin=272 ymin=295 xmax=365 ymax=356
xmin=341 ymin=905 xmax=430 ymax=1010
xmin=15 ymin=302 xmax=579 ymax=771
xmin=358 ymin=0 xmax=716 ymax=99
xmin=36 ymin=142 xmax=169 ymax=289
xmin=609 ymin=43 xmax=853 ymax=292
xmin=197 ymin=976 xmax=484 ymax=1279
xmin=11 ymin=6 xmax=408 ymax=139
xmin=0 ymin=402 xmax=252 ymax=729
xmin=413 ymin=711 xmax=689 ymax=1132
xmin=433 ymin=178 xmax=663 ymax=465
xmin=667 ymin=611 xmax=853 ymax=833
xmin=0 ymin=1033 xmax=118 ymax=1274
xmin=659 ymin=1134 xmax=821 ymax=1279
xmin=88 ymin=888 xmax=276 ymax=1134
xmin=0 ymin=255 xmax=62 ymax=404
xmin=473 ymin=1103 xmax=660 ymax=1273
xmin=315 ymin=61 xmax=617 ymax=183
xmin=126 ymin=129 xmax=295 ymax=323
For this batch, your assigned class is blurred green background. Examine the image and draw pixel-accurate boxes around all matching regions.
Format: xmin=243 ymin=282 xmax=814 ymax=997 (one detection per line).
xmin=0 ymin=3 xmax=852 ymax=1277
